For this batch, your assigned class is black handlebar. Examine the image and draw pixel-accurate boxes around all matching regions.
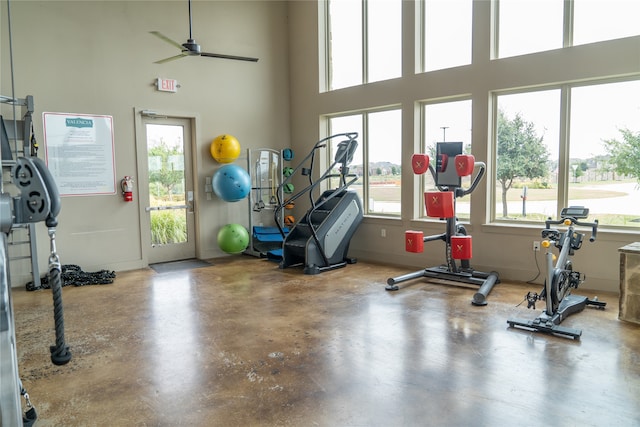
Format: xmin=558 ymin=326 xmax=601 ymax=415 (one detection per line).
xmin=545 ymin=216 xmax=599 ymax=242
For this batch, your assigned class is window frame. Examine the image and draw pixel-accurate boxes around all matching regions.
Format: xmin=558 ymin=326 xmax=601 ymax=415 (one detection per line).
xmin=493 ymin=0 xmax=640 ymax=59
xmin=322 ymin=0 xmax=402 ymax=91
xmin=419 ymin=96 xmax=474 ymax=222
xmin=420 ymin=0 xmax=473 ymax=72
xmin=490 ymin=76 xmax=640 ymax=228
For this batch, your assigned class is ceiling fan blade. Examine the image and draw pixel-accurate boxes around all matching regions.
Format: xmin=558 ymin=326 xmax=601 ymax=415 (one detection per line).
xmin=154 ymin=53 xmax=188 ymax=64
xmin=150 ymin=31 xmax=184 ymax=51
xmin=200 ymin=52 xmax=259 ymax=62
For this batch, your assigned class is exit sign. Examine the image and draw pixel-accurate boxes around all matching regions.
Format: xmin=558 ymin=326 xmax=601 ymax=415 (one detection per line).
xmin=156 ymin=78 xmax=179 ymax=93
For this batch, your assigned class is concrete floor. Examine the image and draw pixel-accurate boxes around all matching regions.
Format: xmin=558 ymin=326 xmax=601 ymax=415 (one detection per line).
xmin=10 ymin=257 xmax=640 ymax=426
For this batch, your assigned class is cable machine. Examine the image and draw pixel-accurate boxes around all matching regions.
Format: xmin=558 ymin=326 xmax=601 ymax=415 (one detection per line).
xmin=2 ymin=3 xmax=71 ymax=424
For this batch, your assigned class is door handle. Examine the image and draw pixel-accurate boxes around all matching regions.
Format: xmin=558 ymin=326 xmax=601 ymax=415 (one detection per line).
xmin=187 ymin=191 xmax=194 ymax=213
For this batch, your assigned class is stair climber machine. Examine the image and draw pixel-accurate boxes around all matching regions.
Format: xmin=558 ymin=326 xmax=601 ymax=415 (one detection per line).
xmin=274 ymin=133 xmax=363 ymax=275
xmin=1 ymin=155 xmax=72 ymax=426
xmin=386 ymin=142 xmax=500 ymax=306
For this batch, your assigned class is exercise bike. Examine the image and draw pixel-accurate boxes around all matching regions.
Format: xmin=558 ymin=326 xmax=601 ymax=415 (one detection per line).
xmin=507 ymin=206 xmax=606 ymax=339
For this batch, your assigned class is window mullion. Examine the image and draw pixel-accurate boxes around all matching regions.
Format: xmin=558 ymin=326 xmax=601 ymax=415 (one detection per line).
xmin=362 ymin=112 xmax=370 ymax=213
xmin=563 ymin=0 xmax=574 ymax=48
xmin=324 ymin=0 xmax=332 ymax=91
xmin=419 ymin=0 xmax=425 ymax=72
xmin=557 ymin=86 xmax=571 ymax=217
xmin=362 ymin=0 xmax=368 ymax=85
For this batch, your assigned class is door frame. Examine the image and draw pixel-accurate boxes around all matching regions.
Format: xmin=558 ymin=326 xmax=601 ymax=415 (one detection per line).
xmin=134 ymin=108 xmax=201 ymax=265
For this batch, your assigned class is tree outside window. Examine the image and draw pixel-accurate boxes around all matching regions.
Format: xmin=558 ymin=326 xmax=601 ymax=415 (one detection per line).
xmin=494 ymin=80 xmax=640 ymax=227
xmin=569 ymin=80 xmax=640 ymax=227
xmin=494 ymin=89 xmax=560 ymax=221
xmin=496 ymin=110 xmax=551 ymax=218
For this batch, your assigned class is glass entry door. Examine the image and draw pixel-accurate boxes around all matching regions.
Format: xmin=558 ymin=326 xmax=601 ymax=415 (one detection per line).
xmin=142 ymin=117 xmax=196 ymax=264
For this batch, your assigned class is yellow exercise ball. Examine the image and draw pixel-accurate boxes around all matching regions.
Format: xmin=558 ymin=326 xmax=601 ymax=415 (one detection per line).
xmin=210 ymin=134 xmax=241 ymax=163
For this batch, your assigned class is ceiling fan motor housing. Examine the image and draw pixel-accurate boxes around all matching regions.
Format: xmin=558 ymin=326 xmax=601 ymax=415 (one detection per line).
xmin=182 ymin=39 xmax=201 ymax=54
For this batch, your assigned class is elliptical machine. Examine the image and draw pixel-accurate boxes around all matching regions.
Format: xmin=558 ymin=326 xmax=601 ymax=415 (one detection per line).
xmin=507 ymin=206 xmax=606 ymax=339
xmin=386 ymin=142 xmax=499 ymax=306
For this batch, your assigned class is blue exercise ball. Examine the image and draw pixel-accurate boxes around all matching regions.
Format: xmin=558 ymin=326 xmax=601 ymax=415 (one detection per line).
xmin=217 ymin=223 xmax=249 ymax=254
xmin=212 ymin=164 xmax=251 ymax=202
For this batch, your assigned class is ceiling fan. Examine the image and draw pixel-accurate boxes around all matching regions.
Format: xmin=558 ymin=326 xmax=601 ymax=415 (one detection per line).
xmin=150 ymin=0 xmax=259 ymax=64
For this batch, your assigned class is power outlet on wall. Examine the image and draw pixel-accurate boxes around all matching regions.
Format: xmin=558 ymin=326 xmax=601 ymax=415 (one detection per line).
xmin=533 ymin=241 xmax=540 ymax=252
xmin=381 ymin=228 xmax=386 ymax=238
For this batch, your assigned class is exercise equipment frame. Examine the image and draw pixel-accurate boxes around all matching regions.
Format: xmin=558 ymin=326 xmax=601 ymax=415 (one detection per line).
xmin=507 ymin=206 xmax=606 ymax=339
xmin=275 ymin=133 xmax=363 ymax=274
xmin=386 ymin=142 xmax=499 ymax=306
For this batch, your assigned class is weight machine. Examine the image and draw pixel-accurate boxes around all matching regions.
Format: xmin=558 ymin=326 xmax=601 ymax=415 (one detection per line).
xmin=2 ymin=117 xmax=72 ymax=425
xmin=507 ymin=206 xmax=606 ymax=339
xmin=386 ymin=142 xmax=499 ymax=306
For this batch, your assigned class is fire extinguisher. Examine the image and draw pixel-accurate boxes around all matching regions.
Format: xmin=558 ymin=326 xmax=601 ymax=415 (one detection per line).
xmin=121 ymin=176 xmax=134 ymax=202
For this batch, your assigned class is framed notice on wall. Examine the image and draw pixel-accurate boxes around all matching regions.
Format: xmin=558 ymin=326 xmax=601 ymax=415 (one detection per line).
xmin=43 ymin=112 xmax=116 ymax=196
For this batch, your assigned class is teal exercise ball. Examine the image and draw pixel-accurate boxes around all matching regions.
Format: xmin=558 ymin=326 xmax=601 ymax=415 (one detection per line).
xmin=212 ymin=164 xmax=251 ymax=202
xmin=217 ymin=224 xmax=249 ymax=254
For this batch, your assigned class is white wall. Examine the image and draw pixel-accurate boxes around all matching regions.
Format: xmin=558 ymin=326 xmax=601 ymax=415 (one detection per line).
xmin=287 ymin=0 xmax=640 ymax=293
xmin=2 ymin=1 xmax=290 ymax=285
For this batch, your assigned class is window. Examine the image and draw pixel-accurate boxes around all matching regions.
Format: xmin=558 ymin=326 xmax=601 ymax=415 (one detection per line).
xmin=494 ymin=90 xmax=560 ymax=221
xmin=568 ymin=80 xmax=640 ymax=227
xmin=327 ymin=0 xmax=362 ymax=90
xmin=328 ymin=108 xmax=402 ymax=216
xmin=320 ymin=0 xmax=639 ymax=231
xmin=421 ymin=99 xmax=472 ymax=220
xmin=493 ymin=80 xmax=640 ymax=228
xmin=496 ymin=0 xmax=564 ymax=58
xmin=367 ymin=0 xmax=402 ymax=82
xmin=422 ymin=0 xmax=472 ymax=72
xmin=326 ymin=0 xmax=401 ymax=90
xmin=496 ymin=0 xmax=640 ymax=59
xmin=327 ymin=114 xmax=364 ymax=191
xmin=573 ymin=0 xmax=640 ymax=46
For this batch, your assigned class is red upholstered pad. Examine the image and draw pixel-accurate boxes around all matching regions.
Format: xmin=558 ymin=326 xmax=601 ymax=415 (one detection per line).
xmin=455 ymin=154 xmax=475 ymax=177
xmin=412 ymin=154 xmax=430 ymax=175
xmin=451 ymin=235 xmax=472 ymax=259
xmin=405 ymin=230 xmax=424 ymax=253
xmin=424 ymin=191 xmax=455 ymax=218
